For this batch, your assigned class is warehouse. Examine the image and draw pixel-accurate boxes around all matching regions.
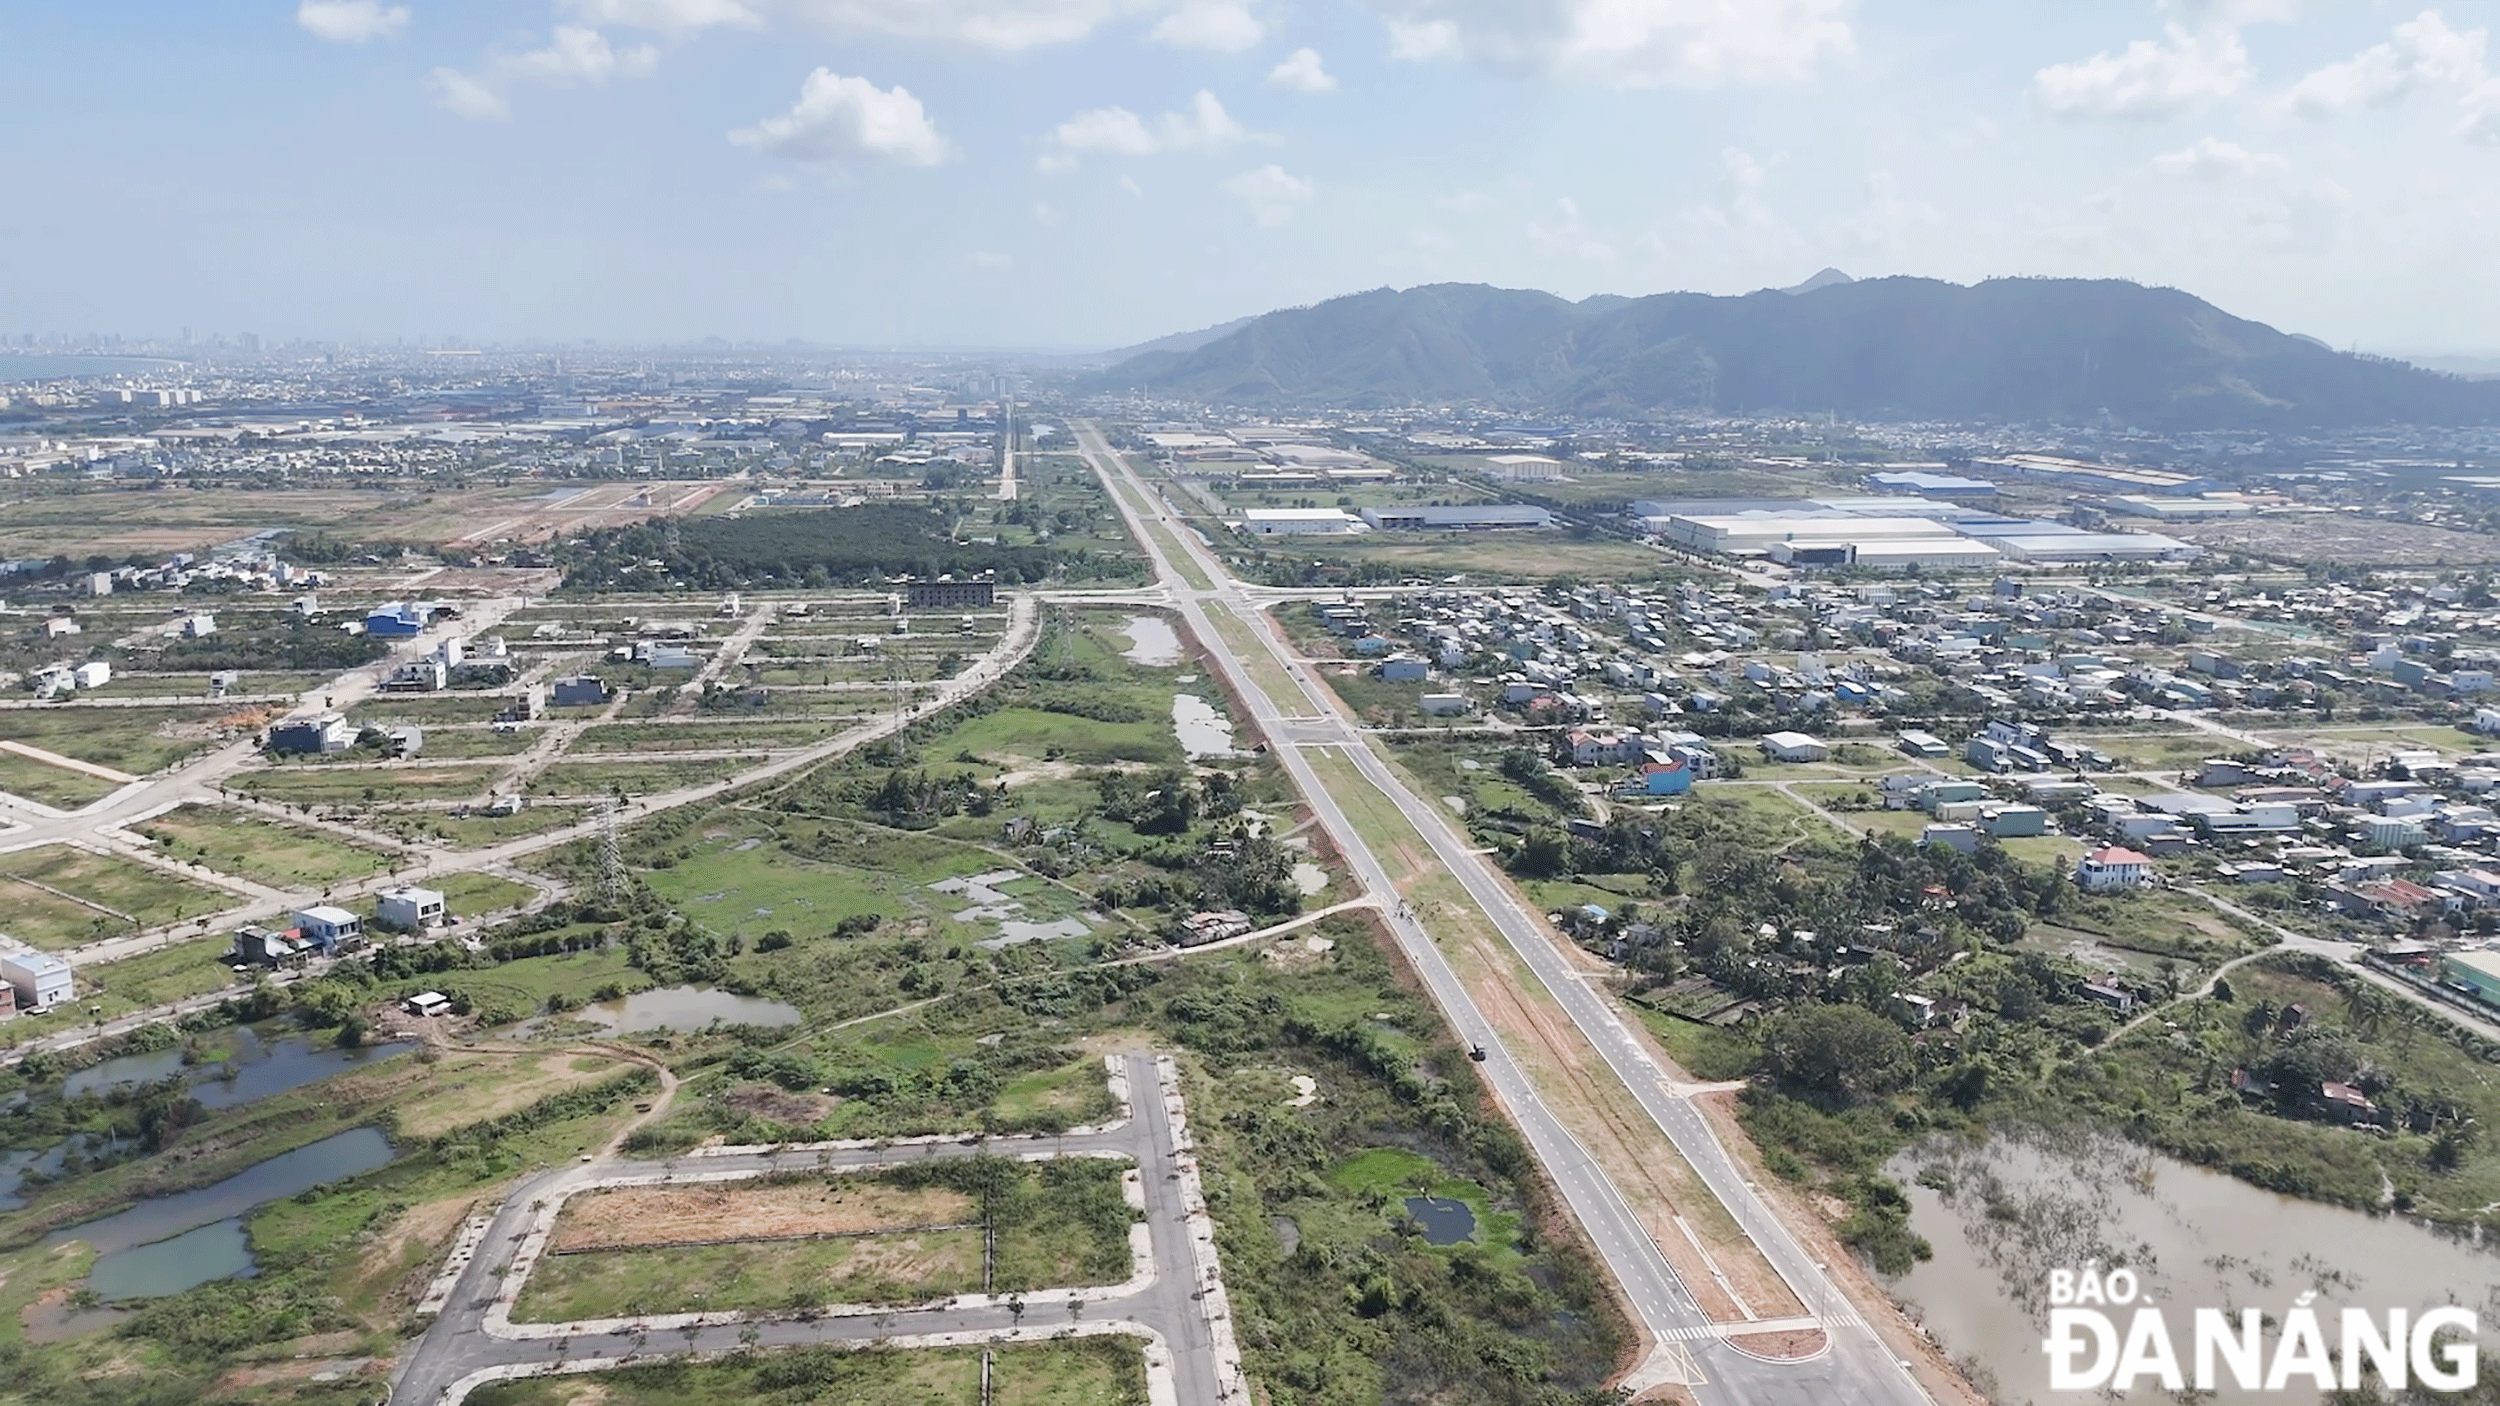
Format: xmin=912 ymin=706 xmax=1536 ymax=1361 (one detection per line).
xmin=1359 ymin=505 xmax=1553 ymax=531
xmin=1766 ymin=537 xmax=2004 ymax=570
xmin=1985 ymin=532 xmax=2199 ymax=563
xmin=1240 ymin=508 xmax=1362 ymax=536
xmin=1661 ymin=513 xmax=1968 ymax=555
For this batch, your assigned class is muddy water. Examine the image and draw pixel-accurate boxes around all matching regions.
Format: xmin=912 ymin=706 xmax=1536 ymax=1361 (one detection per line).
xmin=43 ymin=1127 xmax=395 ymax=1300
xmin=61 ymin=1027 xmax=413 ymax=1110
xmin=1121 ymin=616 xmax=1183 ymax=667
xmin=1172 ymin=694 xmax=1239 ymax=760
xmin=571 ymin=985 xmax=800 ymax=1033
xmin=1886 ymin=1131 xmax=2500 ymax=1404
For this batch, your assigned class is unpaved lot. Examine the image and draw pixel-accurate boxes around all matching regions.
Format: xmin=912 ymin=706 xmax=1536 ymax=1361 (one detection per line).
xmin=550 ymin=1179 xmax=976 ymax=1252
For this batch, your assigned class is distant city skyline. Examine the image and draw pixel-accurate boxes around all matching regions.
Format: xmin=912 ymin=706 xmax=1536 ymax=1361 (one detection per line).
xmin=7 ymin=2 xmax=2500 ymax=353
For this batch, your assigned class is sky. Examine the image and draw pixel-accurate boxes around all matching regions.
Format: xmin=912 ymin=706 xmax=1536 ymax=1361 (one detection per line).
xmin=7 ymin=1 xmax=2500 ymax=353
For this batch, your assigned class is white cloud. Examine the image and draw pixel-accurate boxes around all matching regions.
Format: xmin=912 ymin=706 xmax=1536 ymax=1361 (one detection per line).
xmin=970 ymin=249 xmax=1014 ymax=269
xmin=2032 ymin=22 xmax=2250 ymax=119
xmin=1152 ymin=0 xmax=1262 ymax=51
xmin=1222 ymin=163 xmax=1313 ymax=225
xmin=505 ymin=26 xmax=661 ymax=84
xmin=1528 ymin=197 xmax=1615 ymax=262
xmin=730 ymin=69 xmax=955 ymax=165
xmin=297 ymin=0 xmax=409 ymax=43
xmin=1822 ymin=170 xmax=1941 ymax=251
xmin=2150 ymin=135 xmax=2289 ymax=179
xmin=428 ymin=26 xmax=661 ymax=122
xmin=2464 ymin=79 xmax=2500 ymax=144
xmin=1039 ymin=90 xmax=1256 ymax=170
xmin=772 ymin=0 xmax=1149 ymax=50
xmin=1366 ymin=0 xmax=1853 ymax=88
xmin=2282 ymin=10 xmax=2487 ymax=118
xmin=561 ymin=0 xmax=762 ymax=31
xmin=427 ymin=67 xmax=510 ymax=121
xmin=1268 ymin=47 xmax=1337 ymax=92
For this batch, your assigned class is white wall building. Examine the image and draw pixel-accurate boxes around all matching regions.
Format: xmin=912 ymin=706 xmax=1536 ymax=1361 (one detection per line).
xmin=1240 ymin=508 xmax=1361 ymax=536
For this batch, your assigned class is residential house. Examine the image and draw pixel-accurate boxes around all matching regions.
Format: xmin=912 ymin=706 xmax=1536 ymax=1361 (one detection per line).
xmin=2078 ymin=846 xmax=2157 ymax=892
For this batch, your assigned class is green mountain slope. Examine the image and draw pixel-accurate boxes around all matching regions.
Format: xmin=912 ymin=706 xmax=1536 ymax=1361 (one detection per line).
xmin=1094 ymin=277 xmax=2500 ymax=428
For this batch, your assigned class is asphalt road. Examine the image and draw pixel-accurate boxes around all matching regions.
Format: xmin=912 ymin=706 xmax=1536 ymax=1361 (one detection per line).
xmin=1075 ymin=422 xmax=1937 ymax=1406
xmin=394 ymin=1052 xmax=1240 ymax=1405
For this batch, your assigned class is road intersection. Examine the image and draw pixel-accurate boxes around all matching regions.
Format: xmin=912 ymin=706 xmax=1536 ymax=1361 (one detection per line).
xmin=394 ymin=1052 xmax=1245 ymax=1406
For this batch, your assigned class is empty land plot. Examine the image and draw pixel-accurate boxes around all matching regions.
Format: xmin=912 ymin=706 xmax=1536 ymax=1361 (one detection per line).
xmin=1288 ymin=531 xmax=1670 ymax=582
xmin=0 ymin=483 xmax=577 ymax=557
xmin=0 ymin=749 xmax=121 ymax=810
xmin=74 ymin=938 xmax=249 ymax=1013
xmin=550 ymin=1179 xmax=976 ymax=1251
xmin=131 ymin=805 xmax=395 ymax=888
xmin=514 ymin=1227 xmax=986 ymax=1320
xmin=375 ymin=804 xmax=590 ymax=847
xmin=0 ymin=845 xmax=234 ymax=942
xmin=531 ymin=758 xmax=745 ymax=797
xmin=231 ymin=765 xmax=497 ymax=805
xmin=344 ymin=696 xmax=523 ymax=726
xmin=464 ymin=1341 xmax=1142 ymax=1406
xmin=391 ymin=1051 xmax=638 ymax=1138
xmin=2169 ymin=515 xmax=2500 ymax=567
xmin=0 ymin=705 xmax=232 ymax=775
xmin=569 ymin=721 xmax=844 ymax=754
xmin=429 ymin=871 xmax=538 ymax=916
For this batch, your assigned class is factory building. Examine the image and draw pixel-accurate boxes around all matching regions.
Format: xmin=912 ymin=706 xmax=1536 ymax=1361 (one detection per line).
xmin=1359 ymin=505 xmax=1553 ymax=531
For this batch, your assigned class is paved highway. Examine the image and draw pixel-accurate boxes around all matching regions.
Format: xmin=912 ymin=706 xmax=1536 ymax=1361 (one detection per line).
xmin=1075 ymin=421 xmax=1939 ymax=1405
xmin=396 ymin=1052 xmax=1244 ymax=1405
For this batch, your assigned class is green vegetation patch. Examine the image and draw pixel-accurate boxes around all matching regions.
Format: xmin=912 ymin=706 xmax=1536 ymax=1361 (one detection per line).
xmin=131 ymin=805 xmax=395 ymax=889
xmin=0 ymin=749 xmax=122 ymax=810
xmin=0 ymin=704 xmax=233 ymax=775
xmin=466 ymin=1340 xmax=1143 ymax=1406
xmin=0 ymin=845 xmax=236 ymax=947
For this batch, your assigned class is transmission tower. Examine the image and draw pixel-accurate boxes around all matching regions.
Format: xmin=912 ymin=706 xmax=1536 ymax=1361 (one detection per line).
xmin=597 ymin=797 xmax=628 ymax=903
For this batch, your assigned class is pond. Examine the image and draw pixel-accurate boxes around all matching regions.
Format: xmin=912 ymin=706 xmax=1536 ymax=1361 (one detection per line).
xmin=1404 ymin=1195 xmax=1478 ymax=1247
xmin=1172 ymin=694 xmax=1240 ymax=760
xmin=43 ymin=1126 xmax=394 ymax=1301
xmin=1887 ymin=1130 xmax=2500 ymax=1405
xmin=565 ymin=985 xmax=800 ymax=1034
xmin=1121 ymin=615 xmax=1183 ymax=667
xmin=60 ymin=1026 xmax=413 ymax=1111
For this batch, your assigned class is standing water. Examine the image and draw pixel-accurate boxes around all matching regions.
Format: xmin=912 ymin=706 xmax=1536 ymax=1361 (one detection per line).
xmin=1887 ymin=1130 xmax=2500 ymax=1405
xmin=42 ymin=1127 xmax=394 ymax=1300
xmin=1172 ymin=695 xmax=1240 ymax=759
xmin=1121 ymin=616 xmax=1184 ymax=667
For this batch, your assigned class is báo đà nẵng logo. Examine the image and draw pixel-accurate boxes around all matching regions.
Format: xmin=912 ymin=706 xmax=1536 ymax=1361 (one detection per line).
xmin=2041 ymin=1265 xmax=2479 ymax=1393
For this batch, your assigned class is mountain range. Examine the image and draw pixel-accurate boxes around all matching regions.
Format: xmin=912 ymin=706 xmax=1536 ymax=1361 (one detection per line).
xmin=1092 ymin=276 xmax=2500 ymax=429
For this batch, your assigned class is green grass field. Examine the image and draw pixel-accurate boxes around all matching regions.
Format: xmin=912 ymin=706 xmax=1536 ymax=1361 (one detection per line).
xmin=515 ymin=1229 xmax=986 ymax=1320
xmin=0 ymin=705 xmax=231 ymax=775
xmin=131 ymin=805 xmax=395 ymax=888
xmin=465 ymin=1340 xmax=1144 ymax=1406
xmin=0 ymin=749 xmax=121 ymax=809
xmin=0 ymin=845 xmax=236 ymax=946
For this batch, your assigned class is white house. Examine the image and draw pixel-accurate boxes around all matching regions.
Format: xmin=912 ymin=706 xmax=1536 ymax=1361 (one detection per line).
xmin=375 ymin=885 xmax=446 ymax=932
xmin=72 ymin=661 xmax=110 ymax=690
xmin=1759 ymin=731 xmax=1830 ymax=763
xmin=41 ymin=617 xmax=78 ymax=639
xmin=0 ymin=947 xmax=72 ymax=1012
xmin=2078 ymin=846 xmax=2157 ymax=892
xmin=292 ymin=905 xmax=363 ymax=947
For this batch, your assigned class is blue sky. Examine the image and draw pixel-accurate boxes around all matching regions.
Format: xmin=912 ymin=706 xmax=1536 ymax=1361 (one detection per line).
xmin=6 ymin=1 xmax=2500 ymax=351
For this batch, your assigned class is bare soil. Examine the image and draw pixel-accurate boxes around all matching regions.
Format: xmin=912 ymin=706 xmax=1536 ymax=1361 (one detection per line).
xmin=1724 ymin=1328 xmax=1829 ymax=1360
xmin=550 ymin=1180 xmax=976 ymax=1252
xmin=723 ymin=1082 xmax=834 ymax=1124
